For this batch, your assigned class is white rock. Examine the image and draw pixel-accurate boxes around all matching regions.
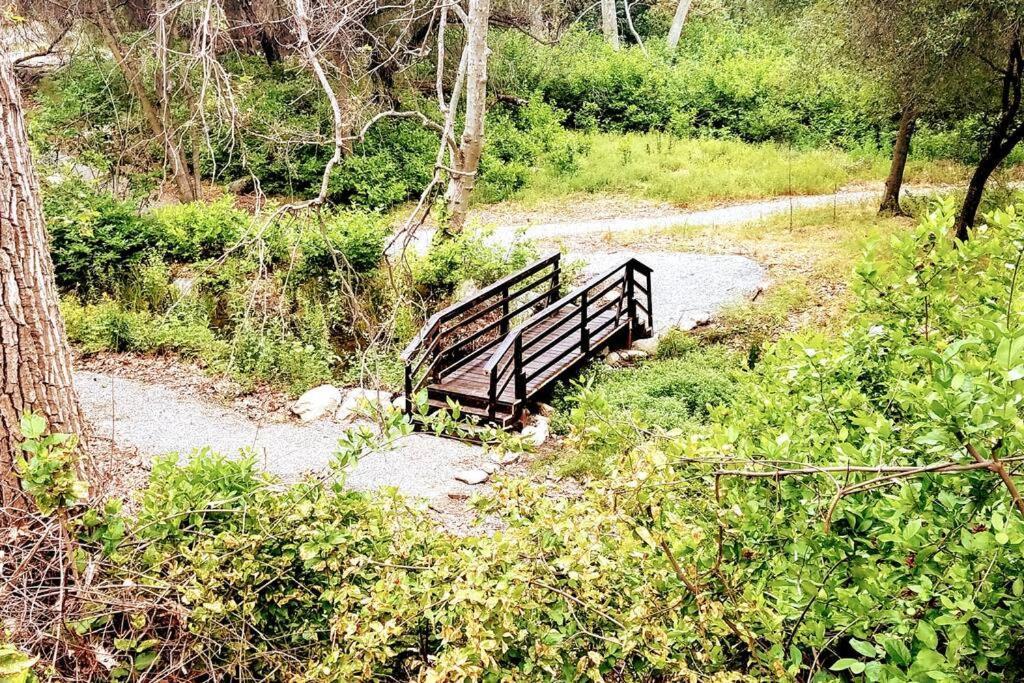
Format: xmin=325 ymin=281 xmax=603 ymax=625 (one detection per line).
xmin=632 ymin=337 xmax=659 ymax=355
xmin=536 ymin=402 xmax=555 ymax=417
xmin=171 ymin=277 xmax=195 ymax=296
xmin=291 ymin=385 xmax=343 ymax=422
xmin=337 ymin=388 xmax=393 ymax=422
xmin=391 ymin=395 xmax=407 ymax=410
xmin=522 ymin=416 xmax=550 ymax=447
xmin=481 ymin=462 xmax=499 ymax=475
xmin=498 ymin=452 xmax=521 ymax=466
xmin=455 ymin=469 xmax=489 ymax=485
xmin=605 ymin=351 xmax=622 ymax=366
xmin=620 ymin=348 xmax=648 ymax=361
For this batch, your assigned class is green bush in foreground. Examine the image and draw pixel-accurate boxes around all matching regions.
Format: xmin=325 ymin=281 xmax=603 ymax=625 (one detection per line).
xmin=17 ymin=201 xmax=1024 ymax=681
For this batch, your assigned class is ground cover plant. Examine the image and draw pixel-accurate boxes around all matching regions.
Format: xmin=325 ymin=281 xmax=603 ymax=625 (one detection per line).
xmin=510 ymin=133 xmax=967 ymax=208
xmin=6 ymin=202 xmax=1024 ymax=681
xmin=45 ymin=179 xmax=536 ymax=394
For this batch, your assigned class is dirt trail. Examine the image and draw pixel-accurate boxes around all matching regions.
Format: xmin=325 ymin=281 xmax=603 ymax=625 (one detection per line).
xmin=399 ymin=187 xmax=888 ymax=252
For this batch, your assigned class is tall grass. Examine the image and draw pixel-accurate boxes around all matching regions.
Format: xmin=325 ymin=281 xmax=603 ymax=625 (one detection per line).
xmin=514 ymin=132 xmax=967 ymax=207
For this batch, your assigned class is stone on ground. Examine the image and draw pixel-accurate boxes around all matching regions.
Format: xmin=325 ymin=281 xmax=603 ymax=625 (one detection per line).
xmin=632 ymin=337 xmax=659 ymax=354
xmin=337 ymin=388 xmax=394 ymax=422
xmin=291 ymin=385 xmax=342 ymax=422
xmin=455 ymin=469 xmax=490 ymax=485
xmin=522 ymin=416 xmax=550 ymax=447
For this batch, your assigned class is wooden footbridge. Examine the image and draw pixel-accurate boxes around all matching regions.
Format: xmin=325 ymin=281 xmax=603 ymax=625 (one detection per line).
xmin=402 ymin=253 xmax=653 ymax=428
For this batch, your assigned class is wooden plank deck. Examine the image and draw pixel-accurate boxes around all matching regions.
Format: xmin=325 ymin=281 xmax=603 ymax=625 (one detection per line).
xmin=428 ymin=307 xmax=623 ymax=406
xmin=404 ymin=254 xmax=653 ymax=430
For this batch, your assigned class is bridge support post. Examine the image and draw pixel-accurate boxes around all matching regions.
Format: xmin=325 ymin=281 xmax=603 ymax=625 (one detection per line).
xmin=626 ymin=263 xmax=636 ymax=345
xmin=580 ymin=290 xmax=590 ymax=355
xmin=500 ymin=285 xmax=510 ymax=335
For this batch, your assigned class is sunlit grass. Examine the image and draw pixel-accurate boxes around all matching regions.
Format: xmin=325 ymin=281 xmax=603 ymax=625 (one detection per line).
xmin=515 ymin=132 xmax=968 ymax=208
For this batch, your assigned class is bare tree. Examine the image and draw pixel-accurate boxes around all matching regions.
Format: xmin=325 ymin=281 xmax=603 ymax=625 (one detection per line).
xmin=955 ymin=25 xmax=1024 ymax=240
xmin=666 ymin=0 xmax=691 ymax=52
xmin=0 ymin=54 xmax=86 ymax=507
xmin=601 ymin=0 xmax=618 ymax=49
xmin=444 ymin=0 xmax=492 ymax=235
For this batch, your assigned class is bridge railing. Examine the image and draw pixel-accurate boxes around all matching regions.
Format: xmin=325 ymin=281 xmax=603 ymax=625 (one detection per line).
xmin=484 ymin=258 xmax=653 ymax=419
xmin=401 ymin=253 xmax=561 ymax=413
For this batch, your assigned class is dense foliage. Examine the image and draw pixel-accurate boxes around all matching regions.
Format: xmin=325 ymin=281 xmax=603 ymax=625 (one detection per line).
xmin=15 ymin=203 xmax=1024 ymax=681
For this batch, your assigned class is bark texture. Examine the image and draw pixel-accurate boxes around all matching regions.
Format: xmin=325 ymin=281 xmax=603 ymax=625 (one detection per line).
xmin=0 ymin=56 xmax=86 ymax=506
xmin=666 ymin=0 xmax=692 ymax=52
xmin=601 ymin=0 xmax=619 ymax=50
xmin=444 ymin=0 xmax=490 ymax=234
xmin=879 ymin=102 xmax=916 ymax=216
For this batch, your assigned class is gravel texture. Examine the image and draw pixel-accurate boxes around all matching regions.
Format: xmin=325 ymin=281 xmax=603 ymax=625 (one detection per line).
xmin=399 ymin=189 xmax=881 ymax=253
xmin=583 ymin=251 xmax=767 ymax=333
xmin=76 ymin=371 xmax=489 ymax=503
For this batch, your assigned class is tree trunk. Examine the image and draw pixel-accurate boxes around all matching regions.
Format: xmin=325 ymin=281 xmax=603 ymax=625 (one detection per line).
xmin=444 ymin=0 xmax=490 ymax=235
xmin=954 ymin=152 xmax=1006 ymax=241
xmin=601 ymin=0 xmax=619 ymax=50
xmin=666 ymin=0 xmax=692 ymax=52
xmin=0 ymin=56 xmax=86 ymax=508
xmin=97 ymin=11 xmax=198 ymax=202
xmin=879 ymin=103 xmax=916 ymax=216
xmin=954 ymin=34 xmax=1024 ymax=241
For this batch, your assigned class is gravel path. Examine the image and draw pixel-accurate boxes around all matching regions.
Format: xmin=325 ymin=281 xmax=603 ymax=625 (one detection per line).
xmin=399 ymin=189 xmax=880 ymax=252
xmin=77 ymin=370 xmax=489 ymax=502
xmin=583 ymin=251 xmax=766 ymax=332
xmin=76 ymin=191 xmax=856 ymax=505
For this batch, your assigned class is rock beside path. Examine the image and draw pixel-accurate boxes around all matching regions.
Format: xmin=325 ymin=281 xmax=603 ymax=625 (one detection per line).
xmin=291 ymin=385 xmax=342 ymax=422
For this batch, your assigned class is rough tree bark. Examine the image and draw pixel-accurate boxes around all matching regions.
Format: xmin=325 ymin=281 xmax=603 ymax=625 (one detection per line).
xmin=879 ymin=101 xmax=917 ymax=216
xmin=0 ymin=56 xmax=86 ymax=507
xmin=444 ymin=0 xmax=491 ymax=235
xmin=601 ymin=0 xmax=619 ymax=50
xmin=954 ymin=33 xmax=1024 ymax=241
xmin=666 ymin=0 xmax=692 ymax=52
xmin=97 ymin=9 xmax=198 ymax=202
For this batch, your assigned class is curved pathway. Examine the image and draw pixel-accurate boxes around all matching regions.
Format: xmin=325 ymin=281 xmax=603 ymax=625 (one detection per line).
xmin=79 ymin=189 xmax=886 ymax=514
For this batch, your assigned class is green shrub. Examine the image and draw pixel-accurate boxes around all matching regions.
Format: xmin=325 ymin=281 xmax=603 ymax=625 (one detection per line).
xmin=62 ymin=296 xmax=225 ymax=359
xmin=414 ymin=230 xmax=537 ymax=293
xmin=227 ymin=320 xmax=335 ymax=394
xmin=150 ymin=196 xmax=250 ymax=261
xmin=295 ymin=210 xmax=389 ymax=277
xmin=43 ymin=179 xmax=162 ymax=295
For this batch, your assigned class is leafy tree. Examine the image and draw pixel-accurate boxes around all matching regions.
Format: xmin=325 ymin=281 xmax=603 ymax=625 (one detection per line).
xmin=955 ymin=10 xmax=1024 ymax=239
xmin=831 ymin=0 xmax=973 ymax=216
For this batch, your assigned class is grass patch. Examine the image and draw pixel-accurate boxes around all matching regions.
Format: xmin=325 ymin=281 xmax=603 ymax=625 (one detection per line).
xmin=512 ymin=132 xmax=968 ymax=208
xmin=548 ymin=340 xmax=741 ymax=478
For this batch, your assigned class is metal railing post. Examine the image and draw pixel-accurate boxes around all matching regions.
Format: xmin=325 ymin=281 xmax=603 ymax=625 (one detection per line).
xmin=550 ymin=257 xmax=561 ymax=305
xmin=626 ymin=263 xmax=637 ymax=343
xmin=514 ymin=336 xmax=526 ymax=402
xmin=646 ymin=270 xmax=654 ymax=333
xmin=500 ymin=286 xmax=510 ymax=335
xmin=580 ymin=290 xmax=590 ymax=355
xmin=489 ymin=366 xmax=498 ymax=420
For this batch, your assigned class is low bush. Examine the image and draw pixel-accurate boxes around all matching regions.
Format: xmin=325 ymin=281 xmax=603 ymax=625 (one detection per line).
xmin=414 ymin=229 xmax=537 ymax=294
xmin=150 ymin=196 xmax=250 ymax=261
xmin=550 ymin=344 xmax=739 ymax=477
xmin=43 ymin=179 xmax=162 ymax=296
xmin=293 ymin=210 xmax=389 ymax=277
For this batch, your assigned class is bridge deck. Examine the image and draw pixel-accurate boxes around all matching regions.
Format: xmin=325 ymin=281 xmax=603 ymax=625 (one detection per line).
xmin=403 ymin=254 xmax=653 ymax=429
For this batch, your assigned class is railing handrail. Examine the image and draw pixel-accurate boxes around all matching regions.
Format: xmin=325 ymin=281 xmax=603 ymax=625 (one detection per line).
xmin=483 ymin=257 xmax=646 ymax=374
xmin=400 ymin=252 xmax=560 ymax=362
